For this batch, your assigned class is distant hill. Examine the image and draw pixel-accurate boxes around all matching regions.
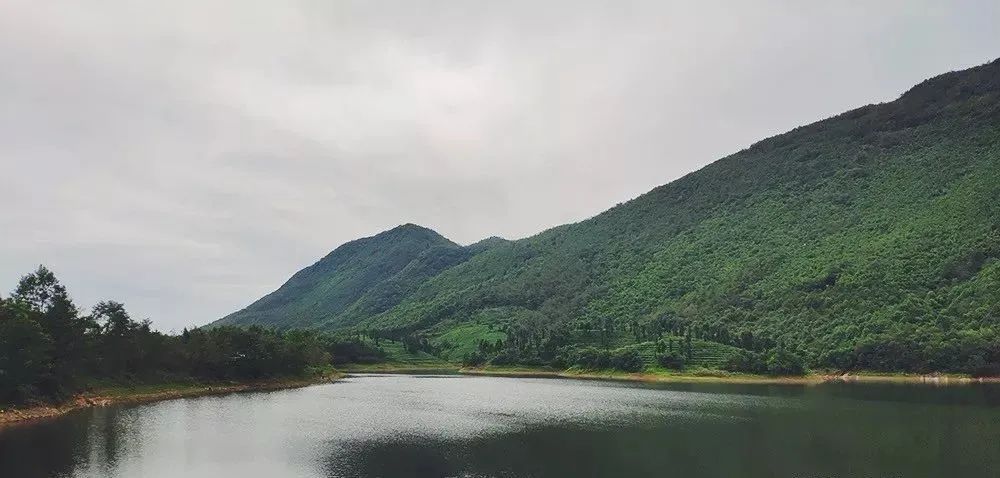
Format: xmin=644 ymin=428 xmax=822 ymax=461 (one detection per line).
xmin=214 ymin=224 xmax=467 ymax=329
xmin=214 ymin=59 xmax=1000 ymax=374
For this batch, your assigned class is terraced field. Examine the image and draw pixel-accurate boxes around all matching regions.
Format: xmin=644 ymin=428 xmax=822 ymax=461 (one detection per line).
xmin=632 ymin=337 xmax=741 ymax=370
xmin=375 ymin=340 xmax=449 ymax=367
xmin=429 ymin=322 xmax=506 ymax=362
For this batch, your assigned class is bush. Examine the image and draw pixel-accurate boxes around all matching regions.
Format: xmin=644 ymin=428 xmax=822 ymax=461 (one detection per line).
xmin=966 ymin=352 xmax=1000 ymax=377
xmin=722 ymin=350 xmax=767 ymax=374
xmin=572 ymin=347 xmax=609 ymax=369
xmin=324 ymin=338 xmax=386 ymax=365
xmin=656 ymin=351 xmax=686 ymax=370
xmin=489 ymin=349 xmax=546 ymax=366
xmin=766 ymin=348 xmax=806 ymax=376
xmin=462 ymin=351 xmax=486 ymax=367
xmin=611 ymin=347 xmax=644 ymax=372
xmin=564 ymin=346 xmax=644 ymax=372
xmin=490 ymin=349 xmax=520 ymax=365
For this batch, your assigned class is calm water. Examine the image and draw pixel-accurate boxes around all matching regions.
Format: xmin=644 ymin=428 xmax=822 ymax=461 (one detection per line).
xmin=2 ymin=374 xmax=998 ymax=477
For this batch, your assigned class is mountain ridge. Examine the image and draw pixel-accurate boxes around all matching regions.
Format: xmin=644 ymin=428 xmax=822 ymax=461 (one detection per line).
xmin=214 ymin=223 xmax=461 ymax=329
xmin=214 ymin=58 xmax=1000 ymax=373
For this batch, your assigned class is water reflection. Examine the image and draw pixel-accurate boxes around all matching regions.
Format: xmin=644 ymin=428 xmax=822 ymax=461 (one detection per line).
xmin=1 ymin=375 xmax=998 ymax=478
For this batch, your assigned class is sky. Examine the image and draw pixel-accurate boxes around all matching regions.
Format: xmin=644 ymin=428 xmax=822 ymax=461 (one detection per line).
xmin=2 ymin=1 xmax=999 ymax=331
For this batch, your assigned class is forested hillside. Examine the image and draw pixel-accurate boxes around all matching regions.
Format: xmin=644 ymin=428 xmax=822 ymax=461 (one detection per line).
xmin=215 ymin=224 xmax=470 ymax=329
xmin=216 ymin=59 xmax=1000 ymax=375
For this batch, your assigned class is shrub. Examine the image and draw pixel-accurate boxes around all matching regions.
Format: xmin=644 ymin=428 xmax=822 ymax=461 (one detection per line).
xmin=766 ymin=348 xmax=806 ymax=376
xmin=611 ymin=347 xmax=644 ymax=372
xmin=656 ymin=351 xmax=686 ymax=370
xmin=565 ymin=346 xmax=644 ymax=372
xmin=462 ymin=351 xmax=486 ymax=367
xmin=722 ymin=350 xmax=767 ymax=374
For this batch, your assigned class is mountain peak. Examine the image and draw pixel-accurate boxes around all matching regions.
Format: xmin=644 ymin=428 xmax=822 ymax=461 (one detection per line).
xmin=212 ymin=222 xmax=458 ymax=330
xmin=393 ymin=222 xmax=431 ymax=231
xmin=377 ymin=223 xmax=454 ymax=246
xmin=465 ymin=235 xmax=511 ymax=254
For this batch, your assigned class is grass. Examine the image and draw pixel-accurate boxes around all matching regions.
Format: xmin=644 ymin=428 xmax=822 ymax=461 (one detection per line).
xmin=371 ymin=364 xmax=822 ymax=385
xmin=376 ymin=340 xmax=450 ymax=366
xmin=628 ymin=337 xmax=742 ymax=369
xmin=338 ymin=360 xmax=996 ymax=386
xmin=429 ymin=322 xmax=507 ymax=361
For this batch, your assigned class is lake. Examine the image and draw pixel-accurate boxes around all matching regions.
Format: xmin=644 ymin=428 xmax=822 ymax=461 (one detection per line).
xmin=1 ymin=374 xmax=998 ymax=477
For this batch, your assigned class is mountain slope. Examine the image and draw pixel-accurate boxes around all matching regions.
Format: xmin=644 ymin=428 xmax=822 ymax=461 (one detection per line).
xmin=218 ymin=59 xmax=1000 ymax=373
xmin=214 ymin=224 xmax=464 ymax=329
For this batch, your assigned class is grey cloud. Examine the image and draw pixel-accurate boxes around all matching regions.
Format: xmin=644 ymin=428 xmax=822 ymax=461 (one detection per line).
xmin=2 ymin=0 xmax=999 ymax=330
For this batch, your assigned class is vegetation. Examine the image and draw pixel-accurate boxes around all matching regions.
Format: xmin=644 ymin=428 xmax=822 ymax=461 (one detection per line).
xmin=213 ymin=59 xmax=1000 ymax=377
xmin=0 ymin=266 xmax=371 ymax=406
xmin=559 ymin=346 xmax=645 ymax=372
xmin=8 ymin=61 xmax=994 ymax=391
xmin=212 ymin=224 xmax=479 ymax=330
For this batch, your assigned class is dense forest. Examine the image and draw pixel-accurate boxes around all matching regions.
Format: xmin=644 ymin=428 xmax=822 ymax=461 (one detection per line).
xmin=215 ymin=59 xmax=1000 ymax=376
xmin=0 ymin=266 xmax=384 ymax=406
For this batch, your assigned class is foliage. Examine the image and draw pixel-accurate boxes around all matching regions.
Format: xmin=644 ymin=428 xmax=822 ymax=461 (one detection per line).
xmin=0 ymin=299 xmax=53 ymax=403
xmin=429 ymin=321 xmax=506 ymax=362
xmin=656 ymin=351 xmax=686 ymax=370
xmin=214 ymin=224 xmax=468 ymax=330
xmin=200 ymin=60 xmax=1000 ymax=376
xmin=462 ymin=350 xmax=488 ymax=367
xmin=722 ymin=350 xmax=767 ymax=375
xmin=324 ymin=337 xmax=387 ymax=365
xmin=765 ymin=348 xmax=807 ymax=376
xmin=0 ymin=267 xmax=340 ymax=405
xmin=562 ymin=345 xmax=645 ymax=372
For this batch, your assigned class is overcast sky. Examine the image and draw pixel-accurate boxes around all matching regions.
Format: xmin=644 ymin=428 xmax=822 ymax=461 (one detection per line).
xmin=2 ymin=1 xmax=998 ymax=330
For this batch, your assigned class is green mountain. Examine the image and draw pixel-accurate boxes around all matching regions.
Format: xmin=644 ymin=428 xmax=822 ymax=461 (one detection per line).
xmin=216 ymin=59 xmax=1000 ymax=373
xmin=215 ymin=224 xmax=469 ymax=329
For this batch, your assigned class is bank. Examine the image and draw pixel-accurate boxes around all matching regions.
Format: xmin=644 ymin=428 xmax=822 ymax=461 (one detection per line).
xmin=0 ymin=371 xmax=344 ymax=426
xmin=342 ymin=363 xmax=997 ymax=385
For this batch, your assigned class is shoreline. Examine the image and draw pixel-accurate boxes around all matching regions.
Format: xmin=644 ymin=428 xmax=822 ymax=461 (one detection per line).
xmin=5 ymin=365 xmax=995 ymax=427
xmin=343 ymin=364 xmax=999 ymax=385
xmin=0 ymin=372 xmax=343 ymax=427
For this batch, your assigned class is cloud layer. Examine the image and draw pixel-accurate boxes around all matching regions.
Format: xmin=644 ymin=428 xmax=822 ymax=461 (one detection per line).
xmin=2 ymin=0 xmax=998 ymax=330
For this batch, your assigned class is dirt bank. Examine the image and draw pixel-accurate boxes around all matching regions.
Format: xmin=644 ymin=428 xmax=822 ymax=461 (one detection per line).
xmin=0 ymin=373 xmax=342 ymax=427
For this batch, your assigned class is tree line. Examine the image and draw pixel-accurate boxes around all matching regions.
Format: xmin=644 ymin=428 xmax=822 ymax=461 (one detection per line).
xmin=0 ymin=266 xmax=377 ymax=406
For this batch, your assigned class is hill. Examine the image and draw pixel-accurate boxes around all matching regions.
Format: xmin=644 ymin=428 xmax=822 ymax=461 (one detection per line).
xmin=214 ymin=224 xmax=467 ymax=330
xmin=215 ymin=59 xmax=1000 ymax=374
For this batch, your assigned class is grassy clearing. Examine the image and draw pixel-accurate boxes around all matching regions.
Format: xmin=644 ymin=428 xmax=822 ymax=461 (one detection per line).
xmin=376 ymin=340 xmax=450 ymax=367
xmin=430 ymin=322 xmax=506 ymax=361
xmin=628 ymin=338 xmax=742 ymax=369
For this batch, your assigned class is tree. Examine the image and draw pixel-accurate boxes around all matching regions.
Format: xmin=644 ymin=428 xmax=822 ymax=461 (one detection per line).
xmin=11 ymin=266 xmax=91 ymax=396
xmin=611 ymin=347 xmax=644 ymax=372
xmin=11 ymin=266 xmax=69 ymax=312
xmin=91 ymin=301 xmax=141 ymax=377
xmin=0 ymin=266 xmax=345 ymax=406
xmin=657 ymin=350 xmax=686 ymax=370
xmin=600 ymin=317 xmax=614 ymax=350
xmin=0 ymin=298 xmax=53 ymax=403
xmin=766 ymin=347 xmax=806 ymax=376
xmin=723 ymin=350 xmax=767 ymax=374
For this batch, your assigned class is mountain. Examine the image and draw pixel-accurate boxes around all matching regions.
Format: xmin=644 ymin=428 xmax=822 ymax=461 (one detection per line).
xmin=216 ymin=59 xmax=1000 ymax=373
xmin=214 ymin=224 xmax=468 ymax=329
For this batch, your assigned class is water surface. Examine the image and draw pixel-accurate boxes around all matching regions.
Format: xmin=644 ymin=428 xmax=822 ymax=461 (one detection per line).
xmin=2 ymin=374 xmax=998 ymax=477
